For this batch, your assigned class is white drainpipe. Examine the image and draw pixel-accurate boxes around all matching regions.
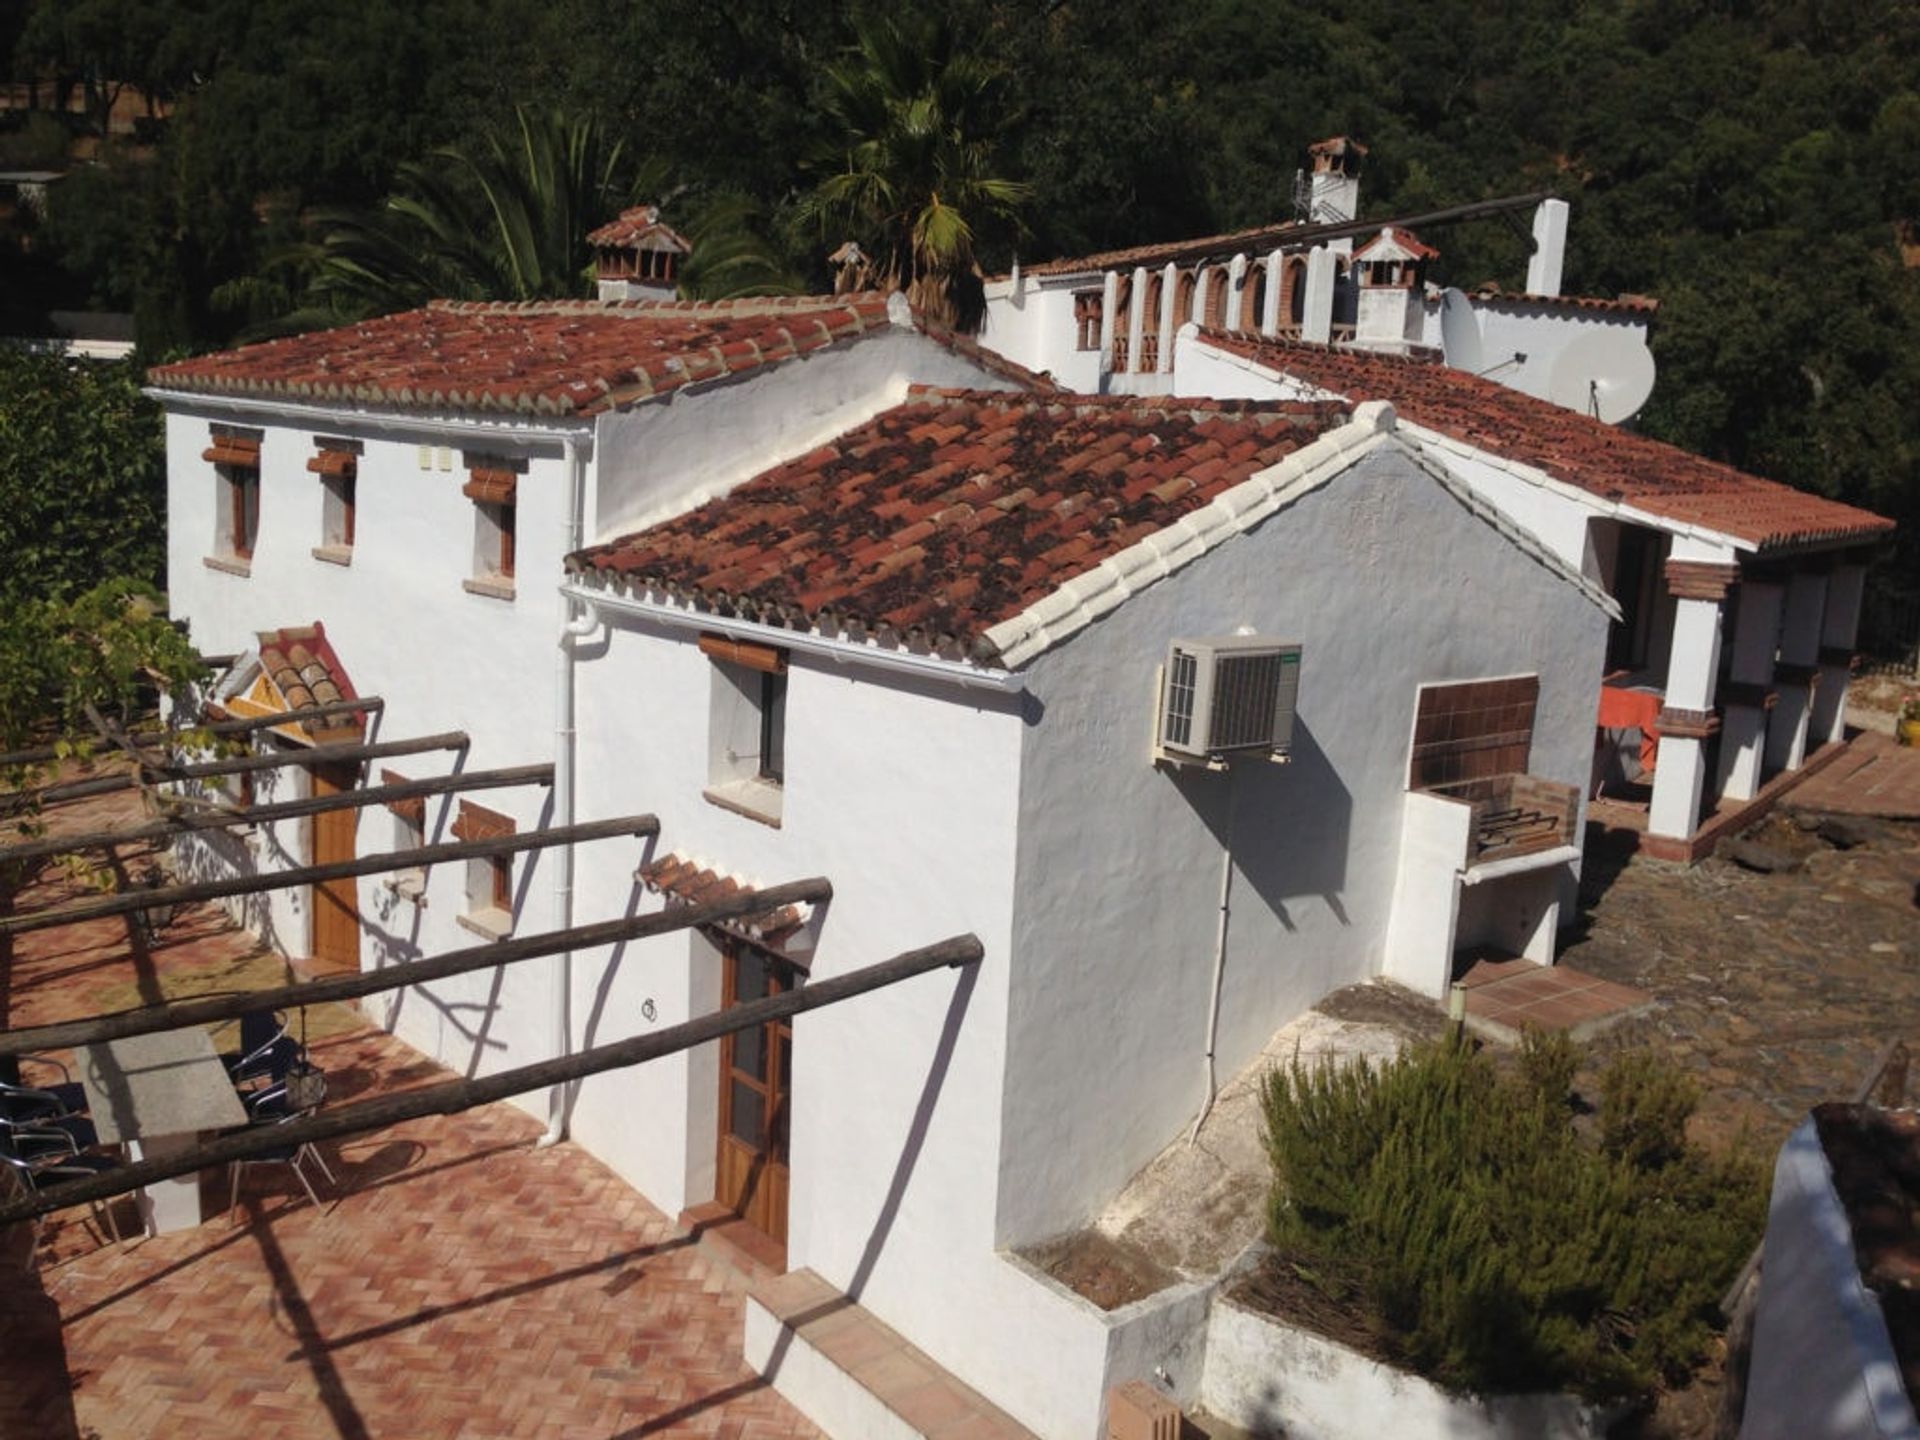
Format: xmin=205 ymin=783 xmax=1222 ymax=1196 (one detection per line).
xmin=538 ymin=435 xmax=598 ymax=1148
xmin=1188 ymin=777 xmax=1238 ymax=1143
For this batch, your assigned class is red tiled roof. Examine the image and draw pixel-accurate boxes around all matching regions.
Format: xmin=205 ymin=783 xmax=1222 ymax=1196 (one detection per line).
xmin=149 ymin=296 xmax=895 ymax=418
xmin=585 ymin=204 xmax=690 ymax=254
xmin=1201 ymin=332 xmax=1894 ymax=551
xmin=569 ymin=389 xmax=1350 ymax=656
xmin=1354 ymin=227 xmax=1439 ymax=262
xmin=237 ymin=622 xmax=366 ymax=738
xmin=637 ymin=854 xmax=809 ymax=945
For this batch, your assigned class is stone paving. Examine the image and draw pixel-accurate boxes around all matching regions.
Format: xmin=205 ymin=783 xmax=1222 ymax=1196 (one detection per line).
xmin=1 ymin=779 xmax=821 ymax=1440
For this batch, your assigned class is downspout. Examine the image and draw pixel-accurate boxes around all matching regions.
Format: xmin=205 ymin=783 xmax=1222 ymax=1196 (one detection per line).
xmin=1188 ymin=776 xmax=1238 ymax=1143
xmin=538 ymin=434 xmax=596 ymax=1148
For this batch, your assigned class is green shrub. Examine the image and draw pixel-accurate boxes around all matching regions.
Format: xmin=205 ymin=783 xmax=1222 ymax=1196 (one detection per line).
xmin=1260 ymin=1034 xmax=1765 ymax=1404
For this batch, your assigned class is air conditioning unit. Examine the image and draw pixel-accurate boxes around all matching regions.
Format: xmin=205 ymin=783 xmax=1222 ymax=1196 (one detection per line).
xmin=1155 ymin=637 xmax=1302 ymax=768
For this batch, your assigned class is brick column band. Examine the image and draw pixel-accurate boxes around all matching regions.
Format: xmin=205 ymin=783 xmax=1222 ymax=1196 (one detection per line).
xmin=1663 ymin=559 xmax=1741 ymax=600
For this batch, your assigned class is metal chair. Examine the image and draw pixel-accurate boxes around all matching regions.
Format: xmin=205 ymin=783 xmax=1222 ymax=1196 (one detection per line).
xmin=227 ymin=1084 xmax=334 ymax=1222
xmin=0 ymin=1053 xmax=87 ymax=1124
xmin=218 ymin=1009 xmax=290 ymax=1084
xmin=0 ymin=1128 xmax=121 ymax=1268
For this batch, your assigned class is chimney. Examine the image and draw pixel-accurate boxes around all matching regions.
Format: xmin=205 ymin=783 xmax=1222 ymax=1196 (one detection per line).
xmin=1351 ymin=226 xmax=1435 ymax=352
xmin=589 ymin=204 xmax=689 ymax=302
xmin=1526 ymin=199 xmax=1569 ymax=297
xmin=1304 ymin=136 xmax=1367 ymax=227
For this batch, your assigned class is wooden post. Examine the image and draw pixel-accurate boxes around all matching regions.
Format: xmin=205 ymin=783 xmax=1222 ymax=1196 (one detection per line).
xmin=0 ymin=813 xmax=658 ymax=936
xmin=0 ymin=763 xmax=555 ymax=867
xmin=0 ymin=877 xmax=832 ymax=1056
xmin=11 ymin=730 xmax=468 ymax=809
xmin=0 ymin=932 xmax=982 ymax=1225
xmin=0 ymin=697 xmax=386 ymax=771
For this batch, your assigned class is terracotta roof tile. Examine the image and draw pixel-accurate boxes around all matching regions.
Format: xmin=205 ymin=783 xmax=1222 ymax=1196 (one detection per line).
xmin=637 ymin=854 xmax=810 ymax=945
xmin=1467 ymin=287 xmax=1659 ymax=315
xmin=1202 ymin=332 xmax=1893 ymax=551
xmin=569 ymin=389 xmax=1349 ymax=655
xmin=250 ymin=622 xmax=366 ymax=737
xmin=585 ymin=204 xmax=691 ymax=254
xmin=150 ymin=295 xmax=896 ymax=418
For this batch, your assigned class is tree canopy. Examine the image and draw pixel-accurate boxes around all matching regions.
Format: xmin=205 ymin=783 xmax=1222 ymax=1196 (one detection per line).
xmin=2 ymin=0 xmax=1916 ymax=579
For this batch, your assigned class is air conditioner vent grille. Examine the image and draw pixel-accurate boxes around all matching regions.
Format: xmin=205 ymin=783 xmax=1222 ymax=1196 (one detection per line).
xmin=1156 ymin=638 xmax=1302 ymax=766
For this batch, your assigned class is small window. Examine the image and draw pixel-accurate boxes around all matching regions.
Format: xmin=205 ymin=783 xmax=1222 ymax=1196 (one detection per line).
xmin=462 ymin=460 xmax=519 ymax=599
xmin=203 ymin=430 xmax=261 ymax=569
xmin=451 ymin=798 xmax=515 ymax=936
xmin=700 ymin=633 xmax=788 ymax=826
xmin=1073 ymin=290 xmax=1103 ymax=351
xmin=383 ymin=769 xmax=426 ymax=900
xmin=309 ymin=444 xmax=359 ymax=560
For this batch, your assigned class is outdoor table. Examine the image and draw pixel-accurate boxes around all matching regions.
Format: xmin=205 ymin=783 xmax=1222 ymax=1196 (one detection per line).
xmin=1598 ymin=672 xmax=1665 ymax=778
xmin=77 ymin=1029 xmax=250 ymax=1235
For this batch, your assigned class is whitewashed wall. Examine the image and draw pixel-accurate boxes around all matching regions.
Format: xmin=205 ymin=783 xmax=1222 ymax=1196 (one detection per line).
xmin=980 ymin=274 xmax=1103 ymax=393
xmin=996 ymin=446 xmax=1610 ymax=1244
xmin=163 ymin=405 xmax=590 ymax=1103
xmin=1416 ymin=298 xmax=1652 ymax=404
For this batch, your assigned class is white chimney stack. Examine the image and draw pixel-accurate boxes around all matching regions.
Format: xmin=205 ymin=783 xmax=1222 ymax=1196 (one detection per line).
xmin=1526 ymin=199 xmax=1569 ymax=297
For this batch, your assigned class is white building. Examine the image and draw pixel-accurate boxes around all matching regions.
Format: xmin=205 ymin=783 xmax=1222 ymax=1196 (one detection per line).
xmin=979 ymin=135 xmax=1656 ymax=411
xmin=1173 ymin=328 xmax=1894 ymax=859
xmin=151 ymin=289 xmax=1620 ymax=1437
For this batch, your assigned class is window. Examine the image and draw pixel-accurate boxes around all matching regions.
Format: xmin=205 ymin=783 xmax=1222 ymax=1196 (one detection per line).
xmin=382 ymin=768 xmax=426 ymax=901
xmin=700 ymin=633 xmax=788 ymax=826
xmin=451 ymin=799 xmax=514 ymax=936
xmin=462 ymin=459 xmax=519 ymax=599
xmin=203 ymin=430 xmax=261 ymax=572
xmin=309 ymin=443 xmax=358 ymax=564
xmin=1073 ymin=290 xmax=1103 ymax=351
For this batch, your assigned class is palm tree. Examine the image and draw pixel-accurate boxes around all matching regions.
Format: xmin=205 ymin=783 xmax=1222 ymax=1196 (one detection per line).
xmin=800 ymin=13 xmax=1030 ymax=329
xmin=218 ymin=107 xmax=798 ymax=334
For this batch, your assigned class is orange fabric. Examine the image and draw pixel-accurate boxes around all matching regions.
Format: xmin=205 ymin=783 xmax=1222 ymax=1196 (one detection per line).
xmin=1598 ymin=683 xmax=1662 ymax=773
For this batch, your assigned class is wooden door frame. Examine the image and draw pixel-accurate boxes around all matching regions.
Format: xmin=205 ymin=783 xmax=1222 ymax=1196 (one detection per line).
xmin=308 ymin=761 xmax=361 ymax=969
xmin=714 ymin=934 xmax=797 ymax=1245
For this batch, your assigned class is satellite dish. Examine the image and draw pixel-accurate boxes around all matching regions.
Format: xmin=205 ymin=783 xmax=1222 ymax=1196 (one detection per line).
xmin=1437 ymin=288 xmax=1485 ymax=374
xmin=1546 ymin=330 xmax=1657 ymax=424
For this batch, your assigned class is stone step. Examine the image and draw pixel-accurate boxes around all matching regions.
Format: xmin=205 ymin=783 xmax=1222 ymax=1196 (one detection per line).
xmin=745 ymin=1267 xmax=1037 ymax=1440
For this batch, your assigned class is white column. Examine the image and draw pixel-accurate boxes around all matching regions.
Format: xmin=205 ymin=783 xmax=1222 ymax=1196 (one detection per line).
xmin=1647 ymin=591 xmax=1726 ymax=839
xmin=1098 ymin=270 xmax=1120 ymax=381
xmin=1716 ymin=578 xmax=1782 ymax=803
xmin=1526 ymin=198 xmax=1570 ymax=297
xmin=1260 ymin=251 xmax=1284 ymax=335
xmin=1766 ymin=570 xmax=1828 ymax=773
xmin=1226 ymin=253 xmax=1248 ymax=332
xmin=1302 ymin=246 xmax=1336 ymax=344
xmin=1811 ymin=561 xmax=1866 ymax=746
xmin=1158 ymin=262 xmax=1180 ymax=374
xmin=1126 ymin=265 xmax=1148 ymax=375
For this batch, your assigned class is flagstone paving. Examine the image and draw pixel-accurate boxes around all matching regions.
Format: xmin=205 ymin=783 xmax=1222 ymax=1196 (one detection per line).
xmin=1 ymin=776 xmax=820 ymax=1440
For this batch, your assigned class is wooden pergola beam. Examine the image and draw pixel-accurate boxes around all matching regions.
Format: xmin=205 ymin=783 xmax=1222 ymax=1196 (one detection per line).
xmin=0 ymin=697 xmax=387 ymax=771
xmin=0 ymin=813 xmax=658 ymax=937
xmin=0 ymin=932 xmax=982 ymax=1224
xmin=0 ymin=763 xmax=556 ymax=867
xmin=12 ymin=730 xmax=469 ymax=809
xmin=0 ymin=877 xmax=832 ymax=1056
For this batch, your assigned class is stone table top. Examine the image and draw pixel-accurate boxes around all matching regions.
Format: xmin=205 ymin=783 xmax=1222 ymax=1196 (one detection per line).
xmin=79 ymin=1029 xmax=250 ymax=1145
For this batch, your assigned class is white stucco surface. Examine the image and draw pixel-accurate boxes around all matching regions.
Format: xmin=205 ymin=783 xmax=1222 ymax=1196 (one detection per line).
xmin=1200 ymin=1297 xmax=1611 ymax=1440
xmin=996 ymin=445 xmax=1609 ymax=1245
xmin=1742 ymin=1118 xmax=1920 ymax=1440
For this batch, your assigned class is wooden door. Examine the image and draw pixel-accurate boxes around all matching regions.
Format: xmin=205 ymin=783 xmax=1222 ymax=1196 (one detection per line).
xmin=715 ymin=938 xmax=795 ymax=1245
xmin=309 ymin=762 xmax=360 ymax=970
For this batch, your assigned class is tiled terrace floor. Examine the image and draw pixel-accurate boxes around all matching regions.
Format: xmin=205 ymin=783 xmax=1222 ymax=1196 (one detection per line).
xmin=1455 ymin=955 xmax=1655 ymax=1043
xmin=1 ymin=776 xmax=821 ymax=1440
xmin=1785 ymin=730 xmax=1920 ymax=819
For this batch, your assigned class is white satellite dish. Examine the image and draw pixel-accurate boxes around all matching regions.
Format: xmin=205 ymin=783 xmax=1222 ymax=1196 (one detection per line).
xmin=1437 ymin=288 xmax=1485 ymax=374
xmin=1546 ymin=329 xmax=1657 ymax=424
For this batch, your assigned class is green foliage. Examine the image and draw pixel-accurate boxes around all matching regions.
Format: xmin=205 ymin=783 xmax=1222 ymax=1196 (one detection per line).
xmin=799 ymin=10 xmax=1031 ymax=326
xmin=1261 ymin=1036 xmax=1765 ymax=1404
xmin=0 ymin=578 xmax=207 ymax=752
xmin=0 ymin=350 xmax=166 ymax=604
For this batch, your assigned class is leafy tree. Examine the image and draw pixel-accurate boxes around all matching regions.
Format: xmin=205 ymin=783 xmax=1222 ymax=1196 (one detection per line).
xmin=0 ymin=350 xmax=167 ymax=605
xmin=799 ymin=11 xmax=1031 ymax=326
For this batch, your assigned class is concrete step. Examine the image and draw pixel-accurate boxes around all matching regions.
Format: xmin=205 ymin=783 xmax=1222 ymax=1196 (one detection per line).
xmin=745 ymin=1267 xmax=1036 ymax=1440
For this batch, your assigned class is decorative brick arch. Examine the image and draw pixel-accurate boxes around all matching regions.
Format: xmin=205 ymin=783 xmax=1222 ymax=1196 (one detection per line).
xmin=1175 ymin=269 xmax=1198 ymax=328
xmin=1140 ymin=272 xmax=1165 ymax=370
xmin=1282 ymin=257 xmax=1308 ymax=327
xmin=1202 ymin=267 xmax=1226 ymax=328
xmin=1238 ymin=267 xmax=1267 ymax=332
